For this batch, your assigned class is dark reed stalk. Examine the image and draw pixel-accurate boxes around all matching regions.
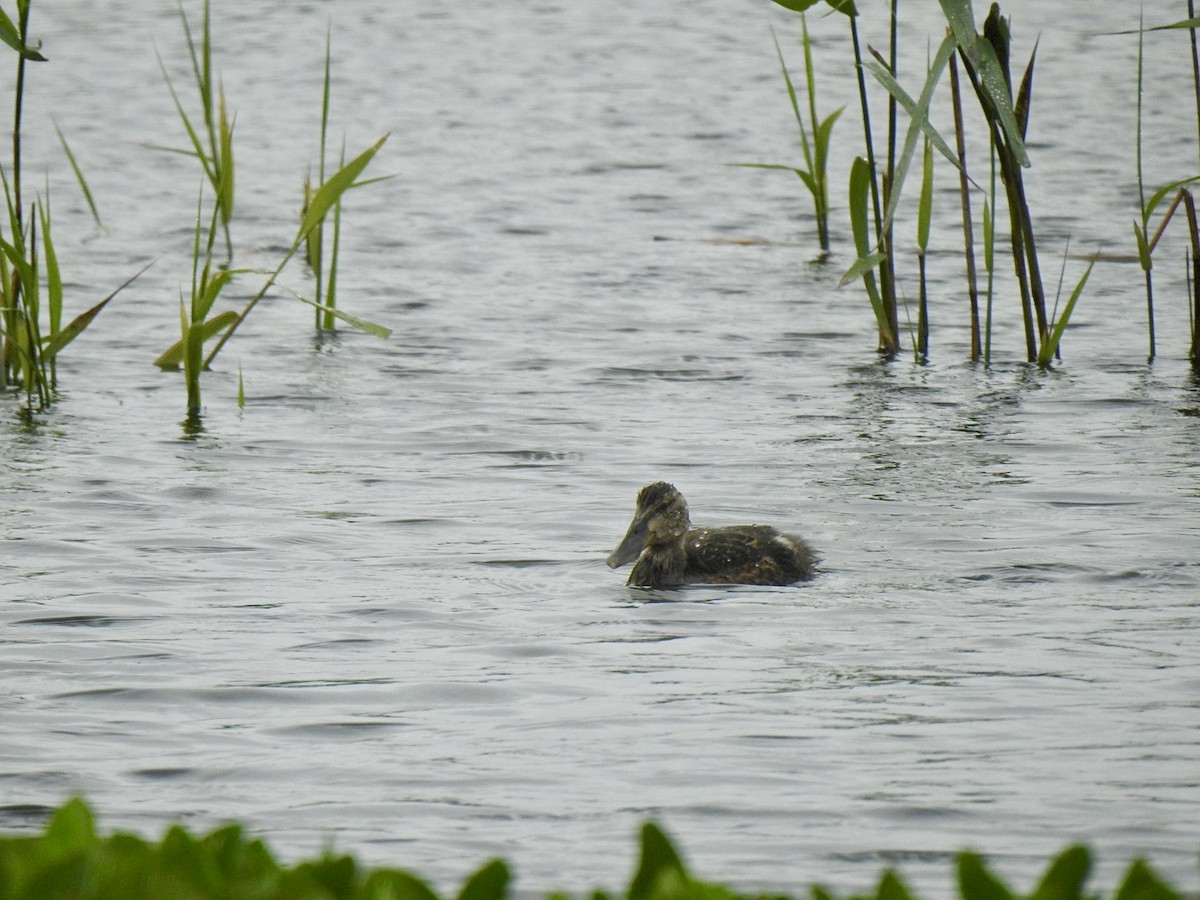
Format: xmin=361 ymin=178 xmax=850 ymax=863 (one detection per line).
xmin=1182 ymin=189 xmax=1200 ymax=365
xmin=1134 ymin=6 xmax=1156 ymax=359
xmin=1191 ymin=0 xmax=1200 ymax=170
xmin=849 ymin=13 xmax=899 ymax=354
xmin=948 ymin=52 xmax=981 ymax=360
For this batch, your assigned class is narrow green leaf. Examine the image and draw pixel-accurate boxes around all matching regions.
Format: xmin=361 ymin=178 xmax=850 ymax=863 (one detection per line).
xmin=296 ymin=134 xmax=389 ymax=244
xmin=917 ymin=140 xmax=934 ymax=252
xmin=1109 ymin=17 xmax=1200 ymax=35
xmin=0 ymin=7 xmax=46 ymax=61
xmin=154 ymin=308 xmax=238 ymax=370
xmin=37 ymin=200 xmax=63 ymax=336
xmin=291 ymin=294 xmax=392 ymax=338
xmin=865 ymin=32 xmax=961 ymax=235
xmin=845 ymin=157 xmax=891 ymax=345
xmin=1133 ymin=223 xmax=1151 ymax=271
xmin=54 ymin=122 xmax=103 ymax=229
xmin=940 ymin=0 xmax=1030 ymax=167
xmin=1143 ymin=175 xmax=1200 ymax=222
xmin=42 ymin=263 xmax=153 ymax=361
xmin=1038 ymin=254 xmax=1093 ymax=366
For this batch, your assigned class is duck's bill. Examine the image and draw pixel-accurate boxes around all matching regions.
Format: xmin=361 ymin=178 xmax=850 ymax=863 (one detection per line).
xmin=606 ymin=518 xmax=647 ymax=568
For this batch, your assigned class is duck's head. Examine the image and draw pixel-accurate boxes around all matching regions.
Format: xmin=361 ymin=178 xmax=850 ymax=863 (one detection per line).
xmin=606 ymin=481 xmax=691 ymax=568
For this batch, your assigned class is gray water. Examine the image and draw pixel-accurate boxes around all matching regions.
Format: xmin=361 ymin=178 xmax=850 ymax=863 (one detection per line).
xmin=3 ymin=0 xmax=1199 ymax=897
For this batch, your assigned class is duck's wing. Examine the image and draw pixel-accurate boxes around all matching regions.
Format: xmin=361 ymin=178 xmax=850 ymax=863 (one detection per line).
xmin=684 ymin=525 xmax=786 ymax=583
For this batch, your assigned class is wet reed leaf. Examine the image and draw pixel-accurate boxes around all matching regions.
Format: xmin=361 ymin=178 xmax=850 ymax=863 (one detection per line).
xmin=938 ymin=0 xmax=1030 ymax=167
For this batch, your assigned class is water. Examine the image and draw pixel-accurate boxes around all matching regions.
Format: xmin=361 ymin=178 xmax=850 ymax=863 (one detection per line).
xmin=3 ymin=0 xmax=1200 ymax=896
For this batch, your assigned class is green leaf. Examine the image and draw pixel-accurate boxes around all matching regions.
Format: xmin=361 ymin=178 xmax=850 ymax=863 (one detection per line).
xmin=877 ymin=870 xmax=915 ymax=900
xmin=297 ymin=134 xmax=389 ymax=244
xmin=917 ymin=139 xmax=934 ymax=252
xmin=1029 ymin=845 xmax=1091 ymax=900
xmin=1142 ymin=175 xmax=1200 ymax=223
xmin=290 ymin=292 xmax=392 ymax=338
xmin=865 ymin=32 xmax=962 ymax=236
xmin=457 ymin=859 xmax=509 ymax=900
xmin=42 ymin=797 xmax=97 ymax=852
xmin=0 ymin=7 xmax=46 ymax=61
xmin=629 ymin=823 xmax=688 ymax=900
xmin=1133 ymin=222 xmax=1150 ymax=271
xmin=956 ymin=851 xmax=1015 ymax=900
xmin=1114 ymin=859 xmax=1181 ymax=900
xmin=42 ymin=263 xmax=153 ymax=361
xmin=363 ymin=868 xmax=443 ymax=900
xmin=54 ymin=121 xmax=103 ymax=229
xmin=939 ymin=0 xmax=1030 ymax=167
xmin=154 ymin=308 xmax=238 ymax=369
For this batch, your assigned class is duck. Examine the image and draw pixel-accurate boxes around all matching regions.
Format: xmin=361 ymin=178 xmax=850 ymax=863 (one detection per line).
xmin=606 ymin=481 xmax=817 ymax=588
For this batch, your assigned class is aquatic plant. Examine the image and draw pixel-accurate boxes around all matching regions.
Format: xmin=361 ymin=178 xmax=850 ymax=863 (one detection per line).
xmin=152 ymin=0 xmax=236 ymax=260
xmin=156 ymin=134 xmax=390 ymax=419
xmin=0 ymin=798 xmax=1193 ymax=900
xmin=302 ymin=28 xmax=393 ymax=333
xmin=735 ymin=18 xmax=843 ymax=253
xmin=1126 ymin=7 xmax=1200 ymax=363
xmin=0 ymin=0 xmax=137 ymax=414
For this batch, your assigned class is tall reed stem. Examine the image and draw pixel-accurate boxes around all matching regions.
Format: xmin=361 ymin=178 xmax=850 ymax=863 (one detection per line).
xmin=849 ymin=13 xmax=897 ymax=353
xmin=948 ymin=53 xmax=980 ymax=360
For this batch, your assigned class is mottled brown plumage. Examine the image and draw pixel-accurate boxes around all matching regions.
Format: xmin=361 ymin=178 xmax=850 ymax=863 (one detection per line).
xmin=606 ymin=482 xmax=817 ymax=588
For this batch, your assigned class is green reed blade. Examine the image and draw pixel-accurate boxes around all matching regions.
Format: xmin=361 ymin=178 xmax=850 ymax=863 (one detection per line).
xmin=53 ymin=122 xmax=102 ymax=229
xmin=154 ymin=307 xmax=238 ymax=370
xmin=846 ymin=156 xmax=891 ymax=346
xmin=296 ymin=134 xmax=388 ymax=244
xmin=236 ymin=363 xmax=244 ymax=408
xmin=42 ymin=262 xmax=152 ymax=362
xmin=772 ymin=27 xmax=814 ymax=177
xmin=291 ymin=293 xmax=392 ymax=339
xmin=917 ymin=139 xmax=933 ymax=253
xmin=0 ymin=5 xmax=45 ymax=60
xmin=939 ymin=0 xmax=1030 ymax=167
xmin=1037 ymin=255 xmax=1094 ymax=367
xmin=864 ymin=33 xmax=962 ymax=237
xmin=35 ymin=198 xmax=60 ymax=341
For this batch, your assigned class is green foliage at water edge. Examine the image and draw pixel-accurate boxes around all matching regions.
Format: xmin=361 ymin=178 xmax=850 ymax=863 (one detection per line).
xmin=0 ymin=799 xmax=1193 ymax=900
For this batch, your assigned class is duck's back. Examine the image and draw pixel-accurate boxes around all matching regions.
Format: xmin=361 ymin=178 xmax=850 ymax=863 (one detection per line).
xmin=684 ymin=525 xmax=817 ymax=585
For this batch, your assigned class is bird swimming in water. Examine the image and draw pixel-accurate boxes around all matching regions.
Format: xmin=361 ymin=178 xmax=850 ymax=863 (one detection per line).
xmin=606 ymin=482 xmax=817 ymax=588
